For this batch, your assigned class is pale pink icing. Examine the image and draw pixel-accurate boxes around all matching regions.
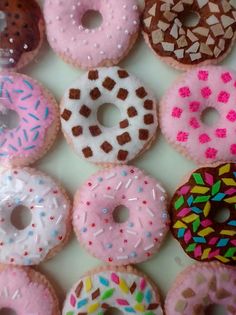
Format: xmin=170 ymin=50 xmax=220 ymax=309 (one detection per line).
xmin=0 ymin=72 xmax=56 ymax=164
xmin=0 ymin=267 xmax=55 ymax=315
xmin=165 ymin=263 xmax=236 ymax=315
xmin=44 ymin=0 xmax=140 ymax=68
xmin=73 ymin=166 xmax=169 ymax=265
xmin=161 ymin=66 xmax=236 ymax=164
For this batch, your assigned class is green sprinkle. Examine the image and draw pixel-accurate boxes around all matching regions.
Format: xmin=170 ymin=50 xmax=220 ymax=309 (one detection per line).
xmin=66 ymin=312 xmax=74 ymax=315
xmin=193 ymin=195 xmax=210 ymax=203
xmin=145 ymin=312 xmax=155 ymax=315
xmin=225 ymin=247 xmax=236 ymax=258
xmin=192 ymin=173 xmax=204 ymax=185
xmin=135 ymin=291 xmax=144 ymax=303
xmin=175 ymin=196 xmax=184 ymax=210
xmin=101 ymin=288 xmax=115 ymax=300
xmin=211 ymin=180 xmax=221 ymax=195
xmin=186 ymin=243 xmax=196 ymax=252
xmin=97 ymin=312 xmax=104 ymax=315
xmin=192 ymin=218 xmax=200 ymax=232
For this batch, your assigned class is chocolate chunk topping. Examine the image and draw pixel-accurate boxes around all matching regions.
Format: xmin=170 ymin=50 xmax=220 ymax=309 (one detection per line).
xmin=92 ymin=288 xmax=100 ymax=300
xmin=82 ymin=147 xmax=93 ymax=158
xmin=102 ymin=77 xmax=116 ymax=90
xmin=128 ymin=106 xmax=138 ymax=117
xmin=144 ymin=99 xmax=154 ymax=110
xmin=75 ymin=281 xmax=83 ymax=297
xmin=79 ymin=105 xmax=91 ymax=118
xmin=144 ymin=114 xmax=154 ymax=124
xmin=69 ymin=88 xmax=80 ymax=99
xmin=136 ymin=87 xmax=147 ymax=98
xmin=117 ymin=150 xmax=128 ymax=161
xmin=118 ymin=70 xmax=129 ymax=78
xmin=101 ymin=141 xmax=113 ymax=153
xmin=72 ymin=126 xmax=83 ymax=137
xmin=120 ymin=119 xmax=129 ymax=129
xmin=130 ymin=282 xmax=137 ymax=294
xmin=117 ymin=132 xmax=131 ymax=145
xmin=117 ymin=88 xmax=129 ymax=100
xmin=90 ymin=87 xmax=101 ymax=100
xmin=88 ymin=70 xmax=99 ymax=80
xmin=139 ymin=129 xmax=149 ymax=140
xmin=61 ymin=109 xmax=72 ymax=121
xmin=89 ymin=125 xmax=102 ymax=137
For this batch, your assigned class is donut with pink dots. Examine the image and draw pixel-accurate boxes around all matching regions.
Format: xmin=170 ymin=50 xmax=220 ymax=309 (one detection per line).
xmin=160 ymin=66 xmax=236 ymax=164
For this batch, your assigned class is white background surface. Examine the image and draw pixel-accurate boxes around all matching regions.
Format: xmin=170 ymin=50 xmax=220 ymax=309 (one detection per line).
xmin=18 ymin=0 xmax=236 ymax=312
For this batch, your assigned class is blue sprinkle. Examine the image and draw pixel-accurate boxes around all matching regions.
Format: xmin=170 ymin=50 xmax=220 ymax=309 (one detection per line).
xmin=161 ymin=212 xmax=168 ymax=219
xmin=23 ymin=79 xmax=33 ymax=90
xmin=28 ymin=113 xmax=39 ymax=121
xmin=7 ymin=176 xmax=12 ymax=181
xmin=81 ymin=227 xmax=87 ymax=233
xmin=211 ymin=193 xmax=225 ymax=201
xmin=28 ymin=231 xmax=34 ymax=236
xmin=40 ymin=211 xmax=46 ymax=217
xmin=31 ymin=125 xmax=41 ymax=131
xmin=129 ymin=251 xmax=137 ymax=258
xmin=99 ymin=276 xmax=109 ymax=286
xmin=77 ymin=298 xmax=88 ymax=309
xmin=193 ymin=237 xmax=206 ymax=244
xmin=105 ymin=243 xmax=112 ymax=249
xmin=23 ymin=129 xmax=28 ymax=141
xmin=35 ymin=100 xmax=40 ymax=110
xmin=35 ymin=196 xmax=44 ymax=203
xmin=102 ymin=208 xmax=109 ymax=214
xmin=128 ymin=222 xmax=134 ymax=228
xmin=122 ymin=170 xmax=128 ymax=176
xmin=14 ymin=197 xmax=21 ymax=205
xmin=97 ymin=177 xmax=103 ymax=182
xmin=6 ymin=90 xmax=13 ymax=103
xmin=0 ymin=152 xmax=8 ymax=156
xmin=124 ymin=307 xmax=135 ymax=313
xmin=8 ymin=238 xmax=14 ymax=244
xmin=22 ymin=118 xmax=29 ymax=123
xmin=33 ymin=131 xmax=39 ymax=141
xmin=44 ymin=107 xmax=49 ymax=119
xmin=51 ymin=230 xmax=59 ymax=237
xmin=21 ymin=94 xmax=32 ymax=101
xmin=228 ymin=220 xmax=236 ymax=226
xmin=178 ymin=228 xmax=185 ymax=238
xmin=217 ymin=238 xmax=229 ymax=247
xmin=0 ymin=82 xmax=4 ymax=97
xmin=137 ymin=187 xmax=143 ymax=193
xmin=24 ymin=258 xmax=32 ymax=265
xmin=0 ymin=139 xmax=7 ymax=147
xmin=145 ymin=289 xmax=152 ymax=304
xmin=13 ymin=89 xmax=23 ymax=93
xmin=191 ymin=207 xmax=202 ymax=214
xmin=38 ymin=179 xmax=44 ymax=185
xmin=19 ymin=106 xmax=27 ymax=110
xmin=187 ymin=195 xmax=194 ymax=206
xmin=9 ymin=144 xmax=18 ymax=152
xmin=24 ymin=145 xmax=36 ymax=150
xmin=146 ymin=232 xmax=152 ymax=238
xmin=4 ymin=77 xmax=13 ymax=83
xmin=18 ymin=137 xmax=22 ymax=147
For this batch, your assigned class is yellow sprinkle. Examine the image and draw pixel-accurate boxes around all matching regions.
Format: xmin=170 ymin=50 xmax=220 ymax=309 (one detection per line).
xmin=201 ymin=248 xmax=211 ymax=260
xmin=119 ymin=278 xmax=129 ymax=293
xmin=224 ymin=196 xmax=236 ymax=203
xmin=88 ymin=303 xmax=99 ymax=313
xmin=220 ymin=230 xmax=236 ymax=236
xmin=198 ymin=227 xmax=214 ymax=237
xmin=135 ymin=304 xmax=145 ymax=312
xmin=85 ymin=277 xmax=92 ymax=292
xmin=173 ymin=221 xmax=187 ymax=229
xmin=219 ymin=164 xmax=230 ymax=176
xmin=215 ymin=255 xmax=230 ymax=263
xmin=182 ymin=214 xmax=199 ymax=223
xmin=222 ymin=178 xmax=236 ymax=186
xmin=191 ymin=186 xmax=210 ymax=194
xmin=203 ymin=202 xmax=211 ymax=217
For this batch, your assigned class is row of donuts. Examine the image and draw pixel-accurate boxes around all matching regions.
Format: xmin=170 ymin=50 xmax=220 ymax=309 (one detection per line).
xmin=1 ymin=0 xmax=236 ymax=71
xmin=1 ymin=262 xmax=236 ymax=315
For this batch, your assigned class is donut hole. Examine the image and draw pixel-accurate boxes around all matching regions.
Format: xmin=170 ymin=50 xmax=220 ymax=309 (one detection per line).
xmin=0 ymin=107 xmax=20 ymax=130
xmin=0 ymin=308 xmax=17 ymax=315
xmin=0 ymin=11 xmax=7 ymax=32
xmin=205 ymin=304 xmax=227 ymax=315
xmin=105 ymin=307 xmax=124 ymax=315
xmin=181 ymin=10 xmax=200 ymax=27
xmin=11 ymin=205 xmax=32 ymax=230
xmin=97 ymin=103 xmax=121 ymax=127
xmin=113 ymin=205 xmax=129 ymax=223
xmin=201 ymin=108 xmax=220 ymax=126
xmin=82 ymin=10 xmax=103 ymax=29
xmin=214 ymin=207 xmax=230 ymax=224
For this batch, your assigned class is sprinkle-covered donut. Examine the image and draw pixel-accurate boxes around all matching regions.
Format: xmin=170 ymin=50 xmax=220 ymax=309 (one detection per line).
xmin=63 ymin=266 xmax=164 ymax=315
xmin=160 ymin=66 xmax=236 ymax=164
xmin=165 ymin=262 xmax=236 ymax=315
xmin=0 ymin=72 xmax=60 ymax=166
xmin=73 ymin=166 xmax=169 ymax=265
xmin=44 ymin=0 xmax=140 ymax=69
xmin=0 ymin=265 xmax=59 ymax=315
xmin=61 ymin=67 xmax=158 ymax=165
xmin=0 ymin=167 xmax=71 ymax=266
xmin=170 ymin=163 xmax=236 ymax=265
xmin=142 ymin=0 xmax=236 ymax=70
xmin=0 ymin=0 xmax=44 ymax=70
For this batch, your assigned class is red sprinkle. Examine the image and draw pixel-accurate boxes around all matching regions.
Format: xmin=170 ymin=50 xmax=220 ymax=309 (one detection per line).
xmin=88 ymin=182 xmax=92 ymax=186
xmin=10 ymin=258 xmax=14 ymax=263
xmin=50 ymin=216 xmax=54 ymax=220
xmin=91 ymin=223 xmax=96 ymax=227
xmin=89 ymin=241 xmax=92 ymax=245
xmin=86 ymin=201 xmax=90 ymax=206
xmin=39 ymin=248 xmax=43 ymax=252
xmin=108 ymin=257 xmax=113 ymax=262
xmin=142 ymin=200 xmax=147 ymax=204
xmin=58 ymin=236 xmax=63 ymax=240
xmin=24 ymin=251 xmax=28 ymax=256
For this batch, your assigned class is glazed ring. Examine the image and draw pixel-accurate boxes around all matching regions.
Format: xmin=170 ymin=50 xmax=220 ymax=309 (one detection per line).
xmin=73 ymin=166 xmax=169 ymax=265
xmin=61 ymin=67 xmax=158 ymax=165
xmin=160 ymin=66 xmax=236 ymax=164
xmin=170 ymin=163 xmax=236 ymax=265
xmin=63 ymin=265 xmax=164 ymax=315
xmin=0 ymin=167 xmax=71 ymax=266
xmin=0 ymin=0 xmax=44 ymax=70
xmin=0 ymin=265 xmax=59 ymax=315
xmin=142 ymin=0 xmax=236 ymax=70
xmin=44 ymin=0 xmax=140 ymax=69
xmin=0 ymin=72 xmax=60 ymax=167
xmin=165 ymin=262 xmax=236 ymax=315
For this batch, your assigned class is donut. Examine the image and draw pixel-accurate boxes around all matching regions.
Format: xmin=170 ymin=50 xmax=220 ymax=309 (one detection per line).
xmin=61 ymin=67 xmax=158 ymax=165
xmin=44 ymin=0 xmax=140 ymax=69
xmin=170 ymin=163 xmax=236 ymax=265
xmin=0 ymin=0 xmax=44 ymax=70
xmin=0 ymin=167 xmax=71 ymax=265
xmin=160 ymin=66 xmax=236 ymax=164
xmin=142 ymin=0 xmax=236 ymax=70
xmin=165 ymin=262 xmax=236 ymax=315
xmin=0 ymin=72 xmax=60 ymax=167
xmin=0 ymin=265 xmax=59 ymax=315
xmin=73 ymin=166 xmax=169 ymax=265
xmin=63 ymin=265 xmax=164 ymax=315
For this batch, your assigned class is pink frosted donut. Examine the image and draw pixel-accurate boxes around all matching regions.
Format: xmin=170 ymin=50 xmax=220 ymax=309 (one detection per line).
xmin=0 ymin=265 xmax=59 ymax=315
xmin=165 ymin=262 xmax=236 ymax=315
xmin=44 ymin=0 xmax=140 ymax=69
xmin=0 ymin=72 xmax=59 ymax=166
xmin=73 ymin=166 xmax=169 ymax=265
xmin=160 ymin=66 xmax=236 ymax=164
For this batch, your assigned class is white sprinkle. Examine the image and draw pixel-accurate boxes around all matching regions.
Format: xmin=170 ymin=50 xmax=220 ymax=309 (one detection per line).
xmin=100 ymin=51 xmax=104 ymax=55
xmin=109 ymin=226 xmax=113 ymax=231
xmin=87 ymin=55 xmax=92 ymax=60
xmin=9 ymin=58 xmax=14 ymax=63
xmin=9 ymin=49 xmax=14 ymax=54
xmin=3 ymin=287 xmax=8 ymax=297
xmin=56 ymin=16 xmax=61 ymax=20
xmin=77 ymin=1 xmax=81 ymax=6
xmin=72 ymin=5 xmax=76 ymax=10
xmin=12 ymin=289 xmax=21 ymax=300
xmin=160 ymin=196 xmax=166 ymax=202
xmin=127 ymin=230 xmax=137 ymax=235
xmin=144 ymin=244 xmax=154 ymax=251
xmin=9 ymin=38 xmax=14 ymax=43
xmin=125 ymin=179 xmax=132 ymax=189
xmin=106 ymin=173 xmax=116 ymax=180
xmin=119 ymin=247 xmax=124 ymax=253
xmin=35 ymin=234 xmax=39 ymax=243
xmin=117 ymin=44 xmax=122 ymax=49
xmin=134 ymin=176 xmax=139 ymax=180
xmin=156 ymin=183 xmax=165 ymax=193
xmin=29 ymin=254 xmax=41 ymax=259
xmin=128 ymin=197 xmax=138 ymax=201
xmin=70 ymin=14 xmax=74 ymax=19
xmin=53 ymin=197 xmax=59 ymax=208
xmin=133 ymin=5 xmax=138 ymax=10
xmin=138 ymin=217 xmax=143 ymax=227
xmin=152 ymin=188 xmax=156 ymax=200
xmin=71 ymin=37 xmax=75 ymax=41
xmin=91 ymin=183 xmax=99 ymax=191
xmin=72 ymin=20 xmax=76 ymax=25
xmin=83 ymin=39 xmax=88 ymax=44
xmin=56 ymin=215 xmax=63 ymax=225
xmin=123 ymin=4 xmax=127 ymax=8
xmin=117 ymin=26 xmax=121 ymax=30
xmin=117 ymin=255 xmax=128 ymax=260
xmin=125 ymin=29 xmax=129 ymax=34
xmin=16 ymin=235 xmax=28 ymax=243
xmin=79 ymin=25 xmax=83 ymax=30
xmin=103 ymin=194 xmax=114 ymax=199
xmin=94 ymin=43 xmax=99 ymax=48
xmin=82 ymin=212 xmax=87 ymax=224
xmin=133 ymin=20 xmax=137 ymax=25
xmin=147 ymin=208 xmax=154 ymax=217
xmin=94 ymin=229 xmax=104 ymax=237
xmin=115 ymin=181 xmax=122 ymax=191
xmin=39 ymin=216 xmax=45 ymax=227
xmin=0 ymin=227 xmax=6 ymax=234
xmin=122 ymin=16 xmax=127 ymax=20
xmin=134 ymin=239 xmax=141 ymax=248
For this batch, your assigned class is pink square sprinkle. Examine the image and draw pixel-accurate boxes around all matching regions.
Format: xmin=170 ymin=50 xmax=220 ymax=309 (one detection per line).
xmin=179 ymin=86 xmax=191 ymax=98
xmin=215 ymin=128 xmax=227 ymax=138
xmin=189 ymin=101 xmax=200 ymax=112
xmin=221 ymin=72 xmax=232 ymax=83
xmin=226 ymin=110 xmax=236 ymax=122
xmin=172 ymin=107 xmax=183 ymax=118
xmin=201 ymin=87 xmax=212 ymax=98
xmin=205 ymin=147 xmax=217 ymax=159
xmin=230 ymin=144 xmax=236 ymax=155
xmin=189 ymin=117 xmax=200 ymax=129
xmin=198 ymin=70 xmax=209 ymax=81
xmin=199 ymin=133 xmax=211 ymax=144
xmin=177 ymin=131 xmax=189 ymax=142
xmin=218 ymin=91 xmax=230 ymax=103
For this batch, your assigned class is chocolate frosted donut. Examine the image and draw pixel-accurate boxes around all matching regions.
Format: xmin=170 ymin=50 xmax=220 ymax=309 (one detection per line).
xmin=142 ymin=0 xmax=236 ymax=70
xmin=0 ymin=0 xmax=44 ymax=70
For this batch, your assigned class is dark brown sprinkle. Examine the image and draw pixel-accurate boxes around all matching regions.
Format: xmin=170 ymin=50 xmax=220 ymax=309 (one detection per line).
xmin=139 ymin=129 xmax=149 ymax=140
xmin=101 ymin=303 xmax=110 ymax=309
xmin=147 ymin=304 xmax=159 ymax=310
xmin=144 ymin=114 xmax=154 ymax=124
xmin=117 ymin=88 xmax=129 ymax=100
xmin=144 ymin=99 xmax=154 ymax=110
xmin=120 ymin=119 xmax=129 ymax=129
xmin=136 ymin=87 xmax=147 ymax=99
xmin=75 ymin=281 xmax=83 ymax=297
xmin=130 ymin=282 xmax=137 ymax=294
xmin=117 ymin=150 xmax=128 ymax=161
xmin=117 ymin=132 xmax=131 ymax=145
xmin=127 ymin=106 xmax=138 ymax=118
xmin=61 ymin=109 xmax=72 ymax=121
xmin=89 ymin=125 xmax=102 ymax=137
xmin=118 ymin=70 xmax=129 ymax=78
xmin=78 ymin=313 xmax=87 ymax=315
xmin=92 ymin=288 xmax=100 ymax=300
xmin=182 ymin=288 xmax=196 ymax=298
xmin=72 ymin=126 xmax=83 ymax=137
xmin=15 ymin=14 xmax=20 ymax=19
xmin=82 ymin=147 xmax=93 ymax=158
xmin=101 ymin=141 xmax=113 ymax=153
xmin=88 ymin=70 xmax=99 ymax=80
xmin=102 ymin=77 xmax=116 ymax=91
xmin=69 ymin=88 xmax=81 ymax=100
xmin=79 ymin=105 xmax=91 ymax=118
xmin=90 ymin=87 xmax=101 ymax=100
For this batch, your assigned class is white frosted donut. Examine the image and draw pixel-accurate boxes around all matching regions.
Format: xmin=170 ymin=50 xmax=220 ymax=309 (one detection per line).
xmin=61 ymin=67 xmax=158 ymax=164
xmin=0 ymin=168 xmax=71 ymax=265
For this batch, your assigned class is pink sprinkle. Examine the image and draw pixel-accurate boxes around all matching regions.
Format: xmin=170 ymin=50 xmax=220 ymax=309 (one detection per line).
xmin=225 ymin=188 xmax=236 ymax=195
xmin=189 ymin=101 xmax=200 ymax=112
xmin=209 ymin=237 xmax=219 ymax=245
xmin=198 ymin=70 xmax=209 ymax=81
xmin=177 ymin=208 xmax=190 ymax=218
xmin=226 ymin=110 xmax=236 ymax=122
xmin=194 ymin=245 xmax=202 ymax=258
xmin=221 ymin=72 xmax=232 ymax=83
xmin=230 ymin=144 xmax=236 ymax=155
xmin=111 ymin=273 xmax=119 ymax=284
xmin=201 ymin=87 xmax=212 ymax=98
xmin=231 ymin=240 xmax=236 ymax=246
xmin=177 ymin=131 xmax=189 ymax=142
xmin=179 ymin=86 xmax=191 ymax=98
xmin=215 ymin=128 xmax=227 ymax=138
xmin=70 ymin=295 xmax=76 ymax=307
xmin=204 ymin=172 xmax=213 ymax=185
xmin=209 ymin=249 xmax=220 ymax=259
xmin=184 ymin=230 xmax=192 ymax=243
xmin=201 ymin=219 xmax=212 ymax=227
xmin=189 ymin=117 xmax=200 ymax=129
xmin=172 ymin=107 xmax=183 ymax=118
xmin=178 ymin=185 xmax=190 ymax=195
xmin=205 ymin=148 xmax=217 ymax=159
xmin=218 ymin=91 xmax=230 ymax=103
xmin=117 ymin=299 xmax=129 ymax=306
xmin=199 ymin=133 xmax=211 ymax=144
xmin=140 ymin=278 xmax=146 ymax=291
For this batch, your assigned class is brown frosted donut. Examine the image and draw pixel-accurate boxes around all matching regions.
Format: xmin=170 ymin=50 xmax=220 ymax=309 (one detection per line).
xmin=142 ymin=0 xmax=236 ymax=70
xmin=0 ymin=0 xmax=44 ymax=70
